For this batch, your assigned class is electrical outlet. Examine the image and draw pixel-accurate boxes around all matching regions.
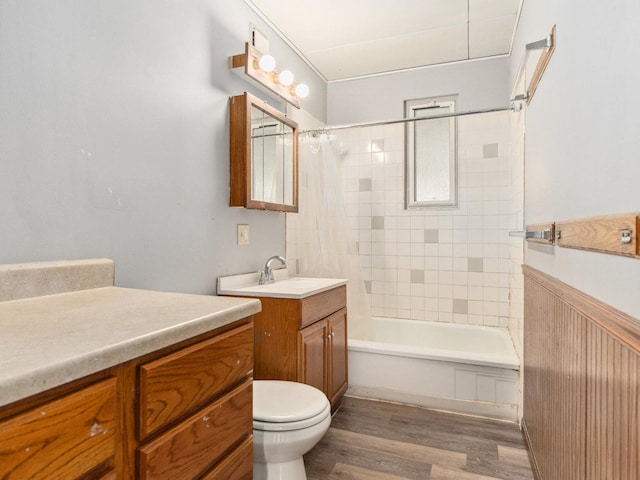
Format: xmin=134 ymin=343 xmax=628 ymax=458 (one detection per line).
xmin=237 ymin=224 xmax=250 ymax=245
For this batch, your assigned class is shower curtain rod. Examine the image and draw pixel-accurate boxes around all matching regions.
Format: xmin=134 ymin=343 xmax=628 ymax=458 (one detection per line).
xmin=298 ymin=105 xmax=511 ymax=135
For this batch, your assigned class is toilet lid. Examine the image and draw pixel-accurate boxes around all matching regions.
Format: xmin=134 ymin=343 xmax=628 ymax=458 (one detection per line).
xmin=253 ymin=380 xmax=329 ymax=423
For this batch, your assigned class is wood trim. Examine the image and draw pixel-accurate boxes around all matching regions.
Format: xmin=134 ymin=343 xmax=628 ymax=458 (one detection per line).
xmin=115 ymin=366 xmax=137 ymax=480
xmin=523 ymin=265 xmax=640 ymax=479
xmin=139 ymin=323 xmax=254 ymax=439
xmin=327 ymin=307 xmax=348 ymax=410
xmin=555 ymin=212 xmax=639 ymax=258
xmin=137 ymin=380 xmax=252 ymax=480
xmin=586 ymin=323 xmax=640 ymax=479
xmin=527 ymin=25 xmax=556 ymax=105
xmin=251 ymin=296 xmax=300 ymax=381
xmin=229 ymin=93 xmax=249 ymax=208
xmin=229 ymin=92 xmax=299 ymax=212
xmin=0 ymin=318 xmax=254 ymax=480
xmin=299 ymin=285 xmax=347 ymax=328
xmin=297 ymin=320 xmax=328 ymax=394
xmin=521 ymin=419 xmax=542 ymax=480
xmin=200 ymin=436 xmax=253 ymax=480
xmin=522 ymin=265 xmax=640 ymax=354
xmin=241 ymin=287 xmax=348 ymax=411
xmin=230 ymin=43 xmax=301 ymax=109
xmin=523 ymin=273 xmax=587 ymax=480
xmin=0 ymin=378 xmax=117 ymax=479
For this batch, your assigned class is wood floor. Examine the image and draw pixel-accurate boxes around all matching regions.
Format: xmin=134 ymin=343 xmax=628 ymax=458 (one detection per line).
xmin=304 ymin=396 xmax=534 ymax=480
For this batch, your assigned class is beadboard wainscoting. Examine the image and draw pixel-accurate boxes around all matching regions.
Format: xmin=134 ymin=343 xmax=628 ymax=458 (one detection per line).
xmin=523 ymin=265 xmax=640 ymax=480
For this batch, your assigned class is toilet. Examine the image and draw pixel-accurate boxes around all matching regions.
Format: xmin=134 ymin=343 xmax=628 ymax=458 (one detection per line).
xmin=253 ymin=380 xmax=332 ymax=480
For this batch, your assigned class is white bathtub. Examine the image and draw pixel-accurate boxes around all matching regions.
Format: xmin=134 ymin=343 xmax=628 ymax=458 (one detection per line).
xmin=348 ymin=317 xmax=521 ymax=421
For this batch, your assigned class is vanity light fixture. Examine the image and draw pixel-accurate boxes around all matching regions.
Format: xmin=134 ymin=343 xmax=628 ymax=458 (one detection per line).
xmin=230 ymin=43 xmax=309 ymax=109
xmin=295 ymin=83 xmax=310 ymax=99
xmin=278 ymin=69 xmax=294 ymax=86
xmin=258 ymin=54 xmax=276 ymax=73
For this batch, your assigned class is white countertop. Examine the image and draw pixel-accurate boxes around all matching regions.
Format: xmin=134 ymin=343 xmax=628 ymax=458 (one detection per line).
xmin=217 ymin=270 xmax=347 ymax=299
xmin=0 ymin=287 xmax=261 ymax=407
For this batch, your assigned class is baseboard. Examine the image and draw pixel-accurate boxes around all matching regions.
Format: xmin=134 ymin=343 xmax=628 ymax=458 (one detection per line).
xmin=521 ymin=417 xmax=542 ymax=479
xmin=347 ymin=385 xmax=518 ymax=422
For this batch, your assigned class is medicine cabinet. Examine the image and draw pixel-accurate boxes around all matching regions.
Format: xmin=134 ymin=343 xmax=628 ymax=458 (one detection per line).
xmin=229 ymin=92 xmax=298 ymax=212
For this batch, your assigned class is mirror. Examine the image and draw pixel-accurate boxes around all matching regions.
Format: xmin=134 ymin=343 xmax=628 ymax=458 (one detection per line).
xmin=229 ymin=92 xmax=298 ymax=212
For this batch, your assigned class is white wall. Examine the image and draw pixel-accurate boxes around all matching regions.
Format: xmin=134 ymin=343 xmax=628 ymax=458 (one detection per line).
xmin=331 ymin=113 xmax=521 ymax=329
xmin=328 ymin=56 xmax=510 ymax=125
xmin=324 ymin=56 xmax=526 ymax=335
xmin=0 ymin=0 xmax=326 ymax=294
xmin=512 ymin=1 xmax=640 ymax=319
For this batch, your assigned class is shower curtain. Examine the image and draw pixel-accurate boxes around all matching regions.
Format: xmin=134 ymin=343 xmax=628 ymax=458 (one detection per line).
xmin=291 ymin=132 xmax=374 ymax=341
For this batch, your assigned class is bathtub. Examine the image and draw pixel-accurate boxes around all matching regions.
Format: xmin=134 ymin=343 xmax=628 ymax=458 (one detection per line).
xmin=347 ymin=317 xmax=520 ymax=421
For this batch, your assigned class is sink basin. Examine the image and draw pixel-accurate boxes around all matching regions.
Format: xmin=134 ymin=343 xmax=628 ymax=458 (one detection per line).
xmin=274 ymin=279 xmax=319 ymax=289
xmin=217 ymin=272 xmax=347 ymax=299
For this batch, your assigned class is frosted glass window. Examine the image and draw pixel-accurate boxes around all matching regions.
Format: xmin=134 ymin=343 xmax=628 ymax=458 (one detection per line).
xmin=405 ymin=96 xmax=457 ymax=208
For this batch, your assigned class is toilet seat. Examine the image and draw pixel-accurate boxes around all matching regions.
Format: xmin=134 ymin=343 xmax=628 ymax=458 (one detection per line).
xmin=253 ymin=380 xmax=331 ymax=432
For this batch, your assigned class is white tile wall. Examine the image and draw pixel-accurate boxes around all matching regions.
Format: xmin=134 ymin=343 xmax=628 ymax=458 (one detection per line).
xmin=335 ymin=112 xmax=524 ymax=328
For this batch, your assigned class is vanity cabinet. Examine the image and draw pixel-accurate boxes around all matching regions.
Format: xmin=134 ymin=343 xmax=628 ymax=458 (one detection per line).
xmin=137 ymin=322 xmax=254 ymax=480
xmin=0 ymin=378 xmax=117 ymax=480
xmin=0 ymin=320 xmax=254 ymax=480
xmin=298 ymin=307 xmax=348 ymax=408
xmin=251 ymin=285 xmax=348 ymax=410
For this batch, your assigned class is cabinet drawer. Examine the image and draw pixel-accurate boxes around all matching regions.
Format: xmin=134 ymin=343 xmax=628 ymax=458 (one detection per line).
xmin=139 ymin=322 xmax=253 ymax=437
xmin=138 ymin=379 xmax=252 ymax=480
xmin=0 ymin=378 xmax=116 ymax=480
xmin=201 ymin=435 xmax=253 ymax=480
xmin=299 ymin=285 xmax=346 ymax=328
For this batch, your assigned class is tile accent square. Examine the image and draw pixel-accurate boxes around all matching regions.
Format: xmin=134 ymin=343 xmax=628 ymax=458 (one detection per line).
xmin=424 ymin=229 xmax=439 ymax=243
xmin=364 ymin=280 xmax=372 ymax=294
xmin=483 ymin=143 xmax=499 ymax=158
xmin=371 ymin=216 xmax=385 ymax=230
xmin=410 ymin=269 xmax=425 ymax=284
xmin=372 ymin=139 xmax=385 ymax=152
xmin=468 ymin=258 xmax=484 ymax=272
xmin=303 ymin=110 xmax=524 ymax=334
xmin=359 ymin=178 xmax=372 ymax=192
xmin=453 ymin=299 xmax=468 ymax=314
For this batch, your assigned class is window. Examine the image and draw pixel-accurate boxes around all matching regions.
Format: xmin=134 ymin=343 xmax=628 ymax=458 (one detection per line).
xmin=405 ymin=95 xmax=457 ymax=208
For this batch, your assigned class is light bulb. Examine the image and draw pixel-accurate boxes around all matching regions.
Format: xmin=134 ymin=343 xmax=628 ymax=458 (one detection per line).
xmin=258 ymin=54 xmax=276 ymax=73
xmin=278 ymin=70 xmax=294 ymax=86
xmin=295 ymin=83 xmax=310 ymax=98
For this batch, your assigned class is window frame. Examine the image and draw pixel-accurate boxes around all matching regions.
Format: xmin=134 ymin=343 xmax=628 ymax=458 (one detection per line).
xmin=404 ymin=95 xmax=458 ymax=209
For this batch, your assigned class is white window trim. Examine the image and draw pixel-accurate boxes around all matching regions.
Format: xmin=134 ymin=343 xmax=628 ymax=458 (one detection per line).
xmin=405 ymin=95 xmax=458 ymax=209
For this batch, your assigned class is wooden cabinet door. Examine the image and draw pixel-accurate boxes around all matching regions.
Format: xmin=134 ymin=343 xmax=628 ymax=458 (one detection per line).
xmin=0 ymin=378 xmax=116 ymax=480
xmin=297 ymin=319 xmax=327 ymax=394
xmin=327 ymin=308 xmax=348 ymax=407
xmin=139 ymin=323 xmax=253 ymax=438
xmin=138 ymin=380 xmax=252 ymax=480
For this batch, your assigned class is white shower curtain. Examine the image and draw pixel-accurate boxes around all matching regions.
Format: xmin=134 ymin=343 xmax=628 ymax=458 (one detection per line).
xmin=292 ymin=132 xmax=374 ymax=340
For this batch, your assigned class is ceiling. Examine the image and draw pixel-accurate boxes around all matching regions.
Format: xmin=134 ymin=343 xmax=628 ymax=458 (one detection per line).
xmin=245 ymin=0 xmax=522 ymax=82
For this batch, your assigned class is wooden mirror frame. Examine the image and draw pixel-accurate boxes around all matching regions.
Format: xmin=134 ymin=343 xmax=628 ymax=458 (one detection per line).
xmin=229 ymin=92 xmax=298 ymax=212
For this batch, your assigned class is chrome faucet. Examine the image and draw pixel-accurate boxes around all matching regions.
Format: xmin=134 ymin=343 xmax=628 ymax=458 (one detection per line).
xmin=259 ymin=256 xmax=287 ymax=285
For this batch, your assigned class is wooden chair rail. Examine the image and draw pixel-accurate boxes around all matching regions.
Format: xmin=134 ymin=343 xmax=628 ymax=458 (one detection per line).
xmin=556 ymin=212 xmax=639 ymax=257
xmin=525 ymin=212 xmax=640 ymax=259
xmin=526 ymin=25 xmax=556 ymax=106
